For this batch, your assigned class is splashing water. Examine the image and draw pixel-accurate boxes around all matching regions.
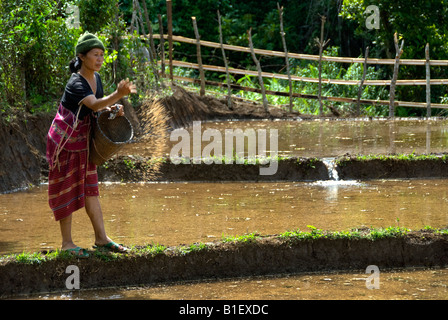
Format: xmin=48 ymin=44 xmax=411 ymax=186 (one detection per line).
xmin=313 ymin=157 xmax=362 ymax=187
xmin=322 ymin=158 xmax=339 ymax=181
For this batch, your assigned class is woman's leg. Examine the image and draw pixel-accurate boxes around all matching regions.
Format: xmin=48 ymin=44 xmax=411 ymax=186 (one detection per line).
xmin=59 ymin=214 xmax=76 ymax=249
xmin=59 ymin=214 xmax=89 ymax=257
xmin=85 ymin=196 xmax=111 ymax=246
xmin=85 ymin=196 xmax=128 ymax=252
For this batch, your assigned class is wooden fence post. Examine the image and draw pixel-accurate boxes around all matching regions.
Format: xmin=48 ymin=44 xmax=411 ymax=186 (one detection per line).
xmin=135 ymin=0 xmax=160 ymax=90
xmin=192 ymin=17 xmax=205 ymax=96
xmin=277 ymin=3 xmax=293 ymax=113
xmin=356 ymin=46 xmax=369 ymax=116
xmin=389 ymin=32 xmax=404 ymax=118
xmin=166 ymin=0 xmax=173 ymax=82
xmin=248 ymin=28 xmax=269 ymax=112
xmin=140 ymin=0 xmax=157 ymax=61
xmin=158 ymin=14 xmax=166 ymax=81
xmin=315 ymin=15 xmax=330 ymax=116
xmin=218 ymin=10 xmax=233 ymax=110
xmin=425 ymin=43 xmax=431 ymax=117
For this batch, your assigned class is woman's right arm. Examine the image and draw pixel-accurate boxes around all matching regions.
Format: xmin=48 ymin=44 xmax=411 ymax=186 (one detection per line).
xmin=81 ymin=79 xmax=136 ymax=112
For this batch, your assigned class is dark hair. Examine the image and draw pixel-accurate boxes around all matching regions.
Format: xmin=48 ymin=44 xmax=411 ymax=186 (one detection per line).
xmin=69 ymin=56 xmax=83 ymax=73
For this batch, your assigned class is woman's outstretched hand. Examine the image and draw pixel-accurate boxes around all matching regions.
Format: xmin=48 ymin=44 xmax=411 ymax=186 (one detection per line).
xmin=111 ymin=104 xmax=124 ymax=117
xmin=117 ymin=78 xmax=137 ymax=97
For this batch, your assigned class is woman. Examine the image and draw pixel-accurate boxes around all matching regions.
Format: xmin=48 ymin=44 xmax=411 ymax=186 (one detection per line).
xmin=46 ymin=32 xmax=136 ymax=257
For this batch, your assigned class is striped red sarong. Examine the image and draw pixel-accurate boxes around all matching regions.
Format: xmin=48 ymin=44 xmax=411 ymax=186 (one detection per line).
xmin=46 ymin=104 xmax=99 ymax=221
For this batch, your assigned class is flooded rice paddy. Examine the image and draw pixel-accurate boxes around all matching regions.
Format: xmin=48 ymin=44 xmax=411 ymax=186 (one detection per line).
xmin=123 ymin=118 xmax=448 ymax=158
xmin=2 ymin=118 xmax=448 ymax=300
xmin=2 ymin=178 xmax=448 ymax=300
xmin=31 ymin=267 xmax=448 ymax=300
xmin=2 ymin=179 xmax=448 ymax=256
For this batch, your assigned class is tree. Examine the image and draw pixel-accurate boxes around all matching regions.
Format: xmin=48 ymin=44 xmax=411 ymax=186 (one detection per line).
xmin=341 ymin=0 xmax=448 ymax=114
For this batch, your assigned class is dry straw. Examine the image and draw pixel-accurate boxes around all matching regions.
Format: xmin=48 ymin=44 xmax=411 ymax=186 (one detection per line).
xmin=137 ymin=96 xmax=171 ymax=180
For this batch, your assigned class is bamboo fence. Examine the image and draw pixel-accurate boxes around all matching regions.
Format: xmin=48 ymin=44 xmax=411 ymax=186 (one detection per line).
xmin=130 ymin=0 xmax=448 ymax=116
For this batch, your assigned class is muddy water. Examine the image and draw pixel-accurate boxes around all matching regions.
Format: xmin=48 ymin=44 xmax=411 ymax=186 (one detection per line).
xmin=4 ymin=118 xmax=448 ymax=300
xmin=122 ymin=118 xmax=448 ymax=158
xmin=1 ymin=179 xmax=448 ymax=255
xmin=30 ymin=267 xmax=448 ymax=300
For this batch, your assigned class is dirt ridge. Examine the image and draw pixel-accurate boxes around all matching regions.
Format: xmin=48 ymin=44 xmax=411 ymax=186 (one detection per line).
xmin=1 ymin=230 xmax=447 ymax=298
xmin=93 ymin=154 xmax=448 ymax=183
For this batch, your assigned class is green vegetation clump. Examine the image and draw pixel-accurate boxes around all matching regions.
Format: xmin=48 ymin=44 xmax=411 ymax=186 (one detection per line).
xmin=3 ymin=0 xmax=448 ymax=121
xmin=221 ymin=232 xmax=261 ymax=243
xmin=1 ymin=226 xmax=447 ymax=264
xmin=336 ymin=153 xmax=448 ymax=166
xmin=278 ymin=225 xmax=411 ymax=242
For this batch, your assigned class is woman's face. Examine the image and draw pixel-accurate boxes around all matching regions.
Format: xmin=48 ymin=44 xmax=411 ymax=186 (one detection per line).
xmin=80 ymin=48 xmax=104 ymax=72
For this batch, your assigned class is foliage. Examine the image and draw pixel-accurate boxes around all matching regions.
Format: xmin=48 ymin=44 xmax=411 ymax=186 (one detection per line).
xmin=231 ymin=46 xmax=388 ymax=116
xmin=2 ymin=0 xmax=448 ymax=118
xmin=340 ymin=0 xmax=448 ymax=115
xmin=78 ymin=0 xmax=119 ymax=33
xmin=0 ymin=0 xmax=82 ymax=118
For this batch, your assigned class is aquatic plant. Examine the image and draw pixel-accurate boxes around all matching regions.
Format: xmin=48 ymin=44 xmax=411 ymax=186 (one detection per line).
xmin=367 ymin=226 xmax=409 ymax=240
xmin=123 ymin=158 xmax=136 ymax=170
xmin=14 ymin=252 xmax=45 ymax=265
xmin=133 ymin=244 xmax=167 ymax=257
xmin=279 ymin=226 xmax=411 ymax=242
xmin=221 ymin=232 xmax=260 ymax=243
xmin=177 ymin=243 xmax=210 ymax=255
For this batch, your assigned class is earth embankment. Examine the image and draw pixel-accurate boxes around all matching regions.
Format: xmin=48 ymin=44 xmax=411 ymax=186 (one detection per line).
xmin=1 ymin=229 xmax=447 ymax=298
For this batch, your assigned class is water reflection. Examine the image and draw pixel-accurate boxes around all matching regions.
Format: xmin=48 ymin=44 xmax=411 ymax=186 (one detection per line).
xmin=123 ymin=118 xmax=448 ymax=158
xmin=4 ymin=118 xmax=448 ymax=300
xmin=23 ymin=267 xmax=448 ymax=300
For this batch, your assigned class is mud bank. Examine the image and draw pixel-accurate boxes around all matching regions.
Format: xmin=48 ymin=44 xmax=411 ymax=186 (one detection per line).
xmin=1 ymin=229 xmax=447 ymax=297
xmin=336 ymin=154 xmax=448 ymax=180
xmin=96 ymin=156 xmax=329 ymax=182
xmin=93 ymin=154 xmax=448 ymax=183
xmin=0 ymin=114 xmax=53 ymax=194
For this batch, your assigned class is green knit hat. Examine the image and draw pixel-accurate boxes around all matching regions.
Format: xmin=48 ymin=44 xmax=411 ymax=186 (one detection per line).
xmin=75 ymin=32 xmax=105 ymax=55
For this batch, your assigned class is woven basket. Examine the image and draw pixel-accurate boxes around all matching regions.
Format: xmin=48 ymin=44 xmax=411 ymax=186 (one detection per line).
xmin=89 ymin=110 xmax=134 ymax=166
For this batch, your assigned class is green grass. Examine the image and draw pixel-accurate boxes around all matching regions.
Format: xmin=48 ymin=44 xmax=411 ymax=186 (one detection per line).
xmin=221 ymin=232 xmax=261 ymax=243
xmin=176 ymin=243 xmax=210 ymax=255
xmin=9 ymin=249 xmax=89 ymax=265
xmin=355 ymin=153 xmax=448 ymax=162
xmin=278 ymin=225 xmax=411 ymax=242
xmin=1 ymin=226 xmax=447 ymax=263
xmin=336 ymin=153 xmax=448 ymax=166
xmin=131 ymin=243 xmax=167 ymax=257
